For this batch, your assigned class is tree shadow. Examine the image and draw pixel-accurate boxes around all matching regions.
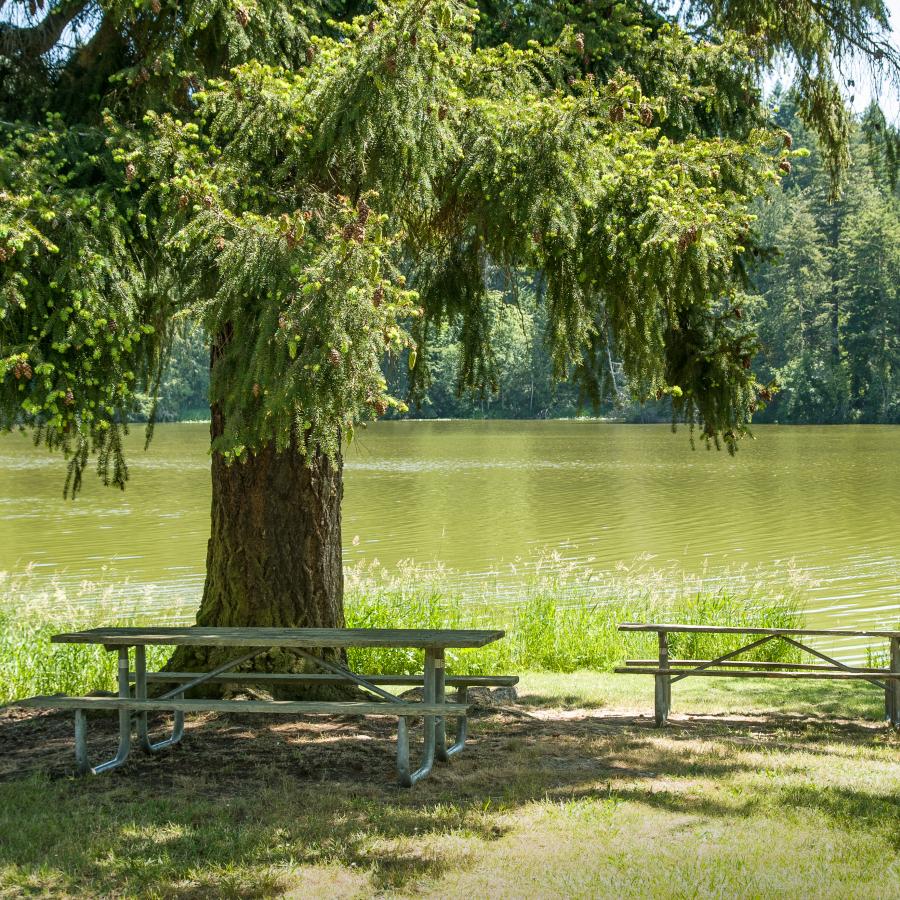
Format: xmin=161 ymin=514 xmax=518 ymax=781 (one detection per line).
xmin=0 ymin=697 xmax=896 ymax=896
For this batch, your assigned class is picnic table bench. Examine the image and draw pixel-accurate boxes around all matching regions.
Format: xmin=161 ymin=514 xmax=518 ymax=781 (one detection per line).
xmin=615 ymin=623 xmax=900 ymax=727
xmin=9 ymin=626 xmax=517 ymax=787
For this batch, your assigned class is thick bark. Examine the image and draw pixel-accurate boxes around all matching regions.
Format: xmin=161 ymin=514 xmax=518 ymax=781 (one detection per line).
xmin=168 ymin=341 xmax=348 ymax=694
xmin=168 ymin=421 xmax=347 ymax=693
xmin=197 ymin=410 xmax=344 ymax=633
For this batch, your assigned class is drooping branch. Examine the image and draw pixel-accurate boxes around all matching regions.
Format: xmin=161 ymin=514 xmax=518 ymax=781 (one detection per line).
xmin=0 ymin=0 xmax=89 ymax=58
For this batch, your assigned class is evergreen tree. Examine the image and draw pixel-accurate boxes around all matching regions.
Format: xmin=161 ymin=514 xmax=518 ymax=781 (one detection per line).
xmin=1 ymin=0 xmax=896 ymax=665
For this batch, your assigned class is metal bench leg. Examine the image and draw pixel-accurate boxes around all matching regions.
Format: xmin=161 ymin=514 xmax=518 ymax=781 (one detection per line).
xmin=134 ymin=645 xmax=185 ymax=753
xmin=438 ymin=686 xmax=469 ymax=760
xmin=888 ymin=638 xmax=900 ymax=729
xmin=655 ymin=632 xmax=671 ymax=726
xmin=74 ymin=647 xmax=132 ymax=775
xmin=396 ymin=649 xmax=438 ymax=786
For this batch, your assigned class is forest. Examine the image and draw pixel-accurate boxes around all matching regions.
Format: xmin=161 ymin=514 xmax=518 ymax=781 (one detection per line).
xmin=151 ymin=95 xmax=900 ymax=426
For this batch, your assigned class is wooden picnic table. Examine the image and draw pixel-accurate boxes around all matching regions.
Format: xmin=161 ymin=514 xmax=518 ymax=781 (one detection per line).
xmin=14 ymin=626 xmax=515 ymax=786
xmin=616 ymin=622 xmax=900 ymax=727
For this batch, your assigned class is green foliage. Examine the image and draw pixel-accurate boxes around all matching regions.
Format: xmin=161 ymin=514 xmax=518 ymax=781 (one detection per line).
xmin=750 ymin=97 xmax=900 ymax=423
xmin=0 ymin=563 xmax=802 ymax=701
xmin=2 ymin=0 xmax=896 ymax=488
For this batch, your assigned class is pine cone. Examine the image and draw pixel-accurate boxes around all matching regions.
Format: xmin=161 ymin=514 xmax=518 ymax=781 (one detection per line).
xmin=278 ymin=314 xmax=288 ymax=330
xmin=203 ymin=195 xmax=214 ymax=209
xmin=328 ymin=348 xmax=342 ymax=367
xmin=306 ymin=46 xmax=315 ymax=64
xmin=409 ymin=30 xmax=418 ymax=47
xmin=252 ymin=382 xmax=260 ymax=398
xmin=125 ymin=163 xmax=136 ymax=182
xmin=575 ymin=32 xmax=585 ymax=54
xmin=357 ymin=198 xmax=370 ymax=226
xmin=64 ymin=389 xmax=75 ymax=406
xmin=438 ymin=105 xmax=448 ymax=121
xmin=782 ymin=131 xmax=793 ymax=150
xmin=0 ymin=246 xmax=8 ymax=263
xmin=639 ymin=105 xmax=653 ymax=126
xmin=385 ymin=54 xmax=397 ymax=75
xmin=151 ymin=0 xmax=161 ymax=13
xmin=368 ymin=19 xmax=376 ymax=33
xmin=342 ymin=222 xmax=364 ymax=243
xmin=741 ymin=354 xmax=752 ymax=369
xmin=178 ymin=194 xmax=189 ymax=209
xmin=236 ymin=6 xmax=249 ymax=27
xmin=779 ymin=159 xmax=792 ymax=175
xmin=215 ymin=235 xmax=226 ymax=251
xmin=677 ymin=225 xmax=699 ymax=252
xmin=373 ymin=283 xmax=384 ymax=307
xmin=108 ymin=320 xmax=118 ymax=332
xmin=609 ymin=105 xmax=625 ymax=123
xmin=374 ymin=399 xmax=388 ymax=416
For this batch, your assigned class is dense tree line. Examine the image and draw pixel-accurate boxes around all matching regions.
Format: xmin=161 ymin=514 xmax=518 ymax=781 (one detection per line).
xmin=154 ymin=99 xmax=899 ymax=425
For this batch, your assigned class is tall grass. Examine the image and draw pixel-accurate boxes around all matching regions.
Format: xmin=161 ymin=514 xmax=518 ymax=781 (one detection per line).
xmin=0 ymin=559 xmax=804 ymax=703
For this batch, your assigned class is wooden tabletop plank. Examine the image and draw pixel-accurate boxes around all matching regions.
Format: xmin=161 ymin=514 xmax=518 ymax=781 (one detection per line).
xmin=618 ymin=623 xmax=900 ymax=638
xmin=50 ymin=626 xmax=505 ymax=649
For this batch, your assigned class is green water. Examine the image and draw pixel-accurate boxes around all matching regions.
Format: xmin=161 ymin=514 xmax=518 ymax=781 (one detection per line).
xmin=1 ymin=422 xmax=897 ymax=652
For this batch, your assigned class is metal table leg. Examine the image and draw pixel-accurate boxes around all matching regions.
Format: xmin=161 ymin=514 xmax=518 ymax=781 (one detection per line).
xmin=396 ymin=648 xmax=438 ymax=787
xmin=74 ymin=646 xmax=132 ymax=775
xmin=135 ymin=645 xmax=184 ymax=753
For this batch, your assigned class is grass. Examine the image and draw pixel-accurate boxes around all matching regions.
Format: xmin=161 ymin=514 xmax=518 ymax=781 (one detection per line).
xmin=0 ymin=560 xmax=804 ymax=703
xmin=0 ymin=673 xmax=897 ymax=898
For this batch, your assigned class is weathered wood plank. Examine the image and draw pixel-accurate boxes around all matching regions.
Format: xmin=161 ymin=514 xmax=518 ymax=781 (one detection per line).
xmin=11 ymin=696 xmax=468 ymax=715
xmin=614 ymin=667 xmax=899 ymax=680
xmin=624 ymin=659 xmax=889 ymax=673
xmin=618 ymin=623 xmax=900 ymax=638
xmin=50 ymin=627 xmax=505 ymax=649
xmin=130 ymin=672 xmax=519 ymax=687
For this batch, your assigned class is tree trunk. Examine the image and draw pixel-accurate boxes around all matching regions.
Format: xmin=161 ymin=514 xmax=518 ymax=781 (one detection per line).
xmin=168 ymin=344 xmax=347 ymax=694
xmin=197 ymin=410 xmax=344 ymax=634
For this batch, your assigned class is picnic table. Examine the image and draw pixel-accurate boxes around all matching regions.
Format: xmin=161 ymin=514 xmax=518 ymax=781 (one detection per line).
xmin=616 ymin=623 xmax=900 ymax=727
xmin=12 ymin=626 xmax=516 ymax=786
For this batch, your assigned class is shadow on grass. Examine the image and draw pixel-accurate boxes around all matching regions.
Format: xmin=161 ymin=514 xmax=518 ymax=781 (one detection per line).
xmin=0 ymin=684 xmax=896 ymax=896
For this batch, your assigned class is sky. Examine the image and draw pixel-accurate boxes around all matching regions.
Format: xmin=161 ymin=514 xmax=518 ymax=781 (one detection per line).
xmin=762 ymin=0 xmax=900 ymax=122
xmin=3 ymin=1 xmax=900 ymax=119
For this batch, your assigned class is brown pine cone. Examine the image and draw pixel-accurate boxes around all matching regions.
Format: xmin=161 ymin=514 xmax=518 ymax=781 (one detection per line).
xmin=236 ymin=6 xmax=249 ymax=27
xmin=610 ymin=105 xmax=625 ymax=123
xmin=64 ymin=389 xmax=75 ymax=406
xmin=779 ymin=159 xmax=792 ymax=174
xmin=125 ymin=163 xmax=136 ymax=182
xmin=575 ymin=33 xmax=585 ymax=54
xmin=328 ymin=349 xmax=342 ymax=367
xmin=373 ymin=283 xmax=384 ymax=307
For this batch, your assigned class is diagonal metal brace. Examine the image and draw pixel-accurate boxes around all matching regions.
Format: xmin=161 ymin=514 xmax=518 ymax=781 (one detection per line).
xmin=780 ymin=636 xmax=887 ymax=690
xmin=670 ymin=635 xmax=776 ymax=684
xmin=291 ymin=646 xmax=407 ymax=702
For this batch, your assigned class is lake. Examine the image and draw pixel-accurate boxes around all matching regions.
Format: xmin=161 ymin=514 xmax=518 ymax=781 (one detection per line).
xmin=1 ymin=422 xmax=898 ymax=658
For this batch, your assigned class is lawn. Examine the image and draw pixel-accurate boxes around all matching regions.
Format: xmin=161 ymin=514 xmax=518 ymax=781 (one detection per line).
xmin=1 ymin=673 xmax=897 ymax=898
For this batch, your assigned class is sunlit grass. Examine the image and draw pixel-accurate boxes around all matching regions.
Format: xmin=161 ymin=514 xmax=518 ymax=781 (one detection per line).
xmin=1 ymin=559 xmax=803 ymax=703
xmin=0 ymin=674 xmax=895 ymax=898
